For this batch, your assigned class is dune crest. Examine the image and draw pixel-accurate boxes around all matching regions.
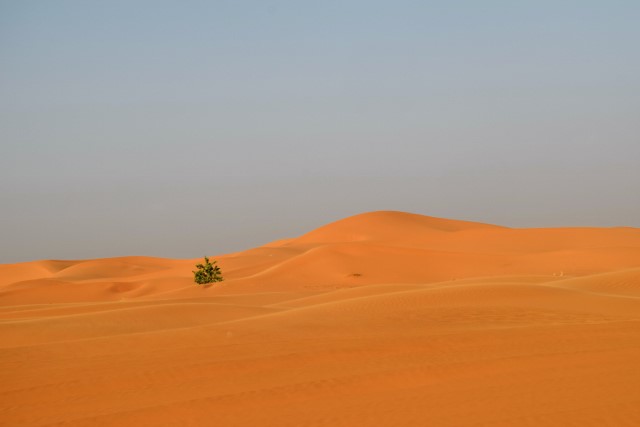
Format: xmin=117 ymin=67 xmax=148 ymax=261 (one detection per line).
xmin=289 ymin=210 xmax=507 ymax=244
xmin=2 ymin=211 xmax=640 ymax=426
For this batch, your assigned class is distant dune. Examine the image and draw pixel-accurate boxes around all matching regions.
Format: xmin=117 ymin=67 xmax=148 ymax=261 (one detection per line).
xmin=2 ymin=211 xmax=640 ymax=426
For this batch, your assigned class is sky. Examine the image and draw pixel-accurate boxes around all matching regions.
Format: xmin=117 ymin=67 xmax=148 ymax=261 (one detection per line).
xmin=1 ymin=0 xmax=639 ymax=263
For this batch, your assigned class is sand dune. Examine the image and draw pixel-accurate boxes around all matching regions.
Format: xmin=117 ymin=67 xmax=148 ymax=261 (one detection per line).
xmin=549 ymin=267 xmax=640 ymax=297
xmin=1 ymin=211 xmax=640 ymax=426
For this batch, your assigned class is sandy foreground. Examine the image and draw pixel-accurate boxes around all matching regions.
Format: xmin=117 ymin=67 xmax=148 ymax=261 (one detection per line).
xmin=2 ymin=211 xmax=640 ymax=426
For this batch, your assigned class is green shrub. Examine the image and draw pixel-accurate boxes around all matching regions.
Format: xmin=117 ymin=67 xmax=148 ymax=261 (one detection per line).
xmin=193 ymin=256 xmax=223 ymax=285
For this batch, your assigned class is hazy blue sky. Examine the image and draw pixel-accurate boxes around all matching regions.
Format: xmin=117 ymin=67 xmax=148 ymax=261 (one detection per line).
xmin=1 ymin=1 xmax=639 ymax=263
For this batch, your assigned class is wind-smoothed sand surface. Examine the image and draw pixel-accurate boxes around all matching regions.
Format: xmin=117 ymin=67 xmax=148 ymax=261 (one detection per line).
xmin=2 ymin=211 xmax=640 ymax=426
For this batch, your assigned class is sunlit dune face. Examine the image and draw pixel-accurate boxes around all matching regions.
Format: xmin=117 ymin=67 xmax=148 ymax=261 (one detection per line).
xmin=2 ymin=211 xmax=640 ymax=426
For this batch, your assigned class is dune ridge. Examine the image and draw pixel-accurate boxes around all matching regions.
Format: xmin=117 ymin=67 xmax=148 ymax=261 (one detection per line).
xmin=1 ymin=211 xmax=640 ymax=426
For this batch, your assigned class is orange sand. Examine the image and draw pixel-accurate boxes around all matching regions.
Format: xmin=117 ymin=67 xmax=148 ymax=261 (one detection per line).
xmin=2 ymin=211 xmax=640 ymax=426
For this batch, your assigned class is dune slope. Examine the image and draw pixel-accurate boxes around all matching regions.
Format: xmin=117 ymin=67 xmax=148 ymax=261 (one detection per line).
xmin=1 ymin=211 xmax=640 ymax=426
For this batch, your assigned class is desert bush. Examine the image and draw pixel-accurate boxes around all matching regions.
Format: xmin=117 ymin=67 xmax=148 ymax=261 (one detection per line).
xmin=193 ymin=256 xmax=223 ymax=285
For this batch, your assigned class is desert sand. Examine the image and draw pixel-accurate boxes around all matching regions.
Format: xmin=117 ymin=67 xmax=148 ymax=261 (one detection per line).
xmin=2 ymin=211 xmax=640 ymax=426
